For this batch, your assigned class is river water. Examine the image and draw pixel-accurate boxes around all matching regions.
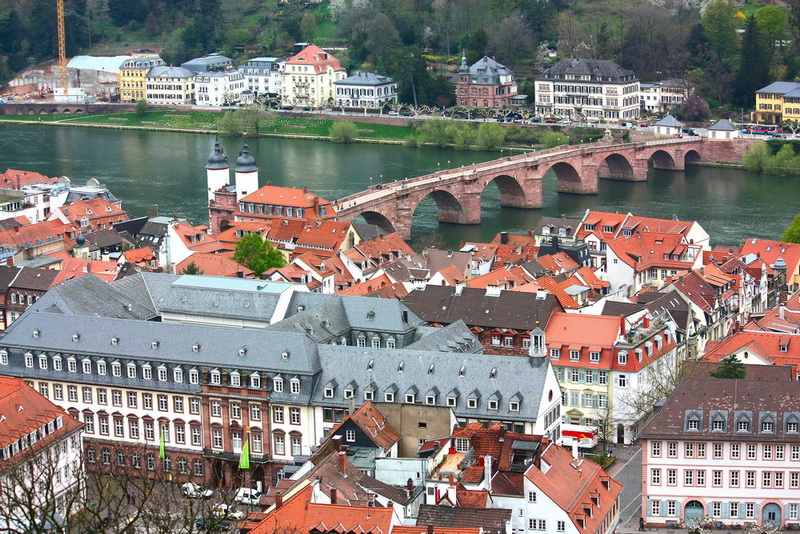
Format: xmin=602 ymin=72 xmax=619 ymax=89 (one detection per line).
xmin=1 ymin=123 xmax=797 ymax=249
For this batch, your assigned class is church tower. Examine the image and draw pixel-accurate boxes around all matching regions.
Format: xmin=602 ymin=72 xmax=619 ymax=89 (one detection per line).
xmin=206 ymin=136 xmax=230 ymax=204
xmin=234 ymin=143 xmax=259 ymax=202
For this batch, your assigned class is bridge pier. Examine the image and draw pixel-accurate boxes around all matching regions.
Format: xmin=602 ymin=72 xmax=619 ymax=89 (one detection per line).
xmin=437 ymin=191 xmax=482 ymax=225
xmin=557 ymin=163 xmax=598 ymax=194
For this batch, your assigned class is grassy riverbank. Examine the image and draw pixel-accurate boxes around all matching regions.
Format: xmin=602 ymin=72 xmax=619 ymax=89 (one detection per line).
xmin=0 ymin=110 xmax=417 ymax=143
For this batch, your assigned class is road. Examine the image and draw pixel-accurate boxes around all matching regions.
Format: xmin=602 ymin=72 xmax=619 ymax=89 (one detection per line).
xmin=609 ymin=444 xmax=644 ymax=528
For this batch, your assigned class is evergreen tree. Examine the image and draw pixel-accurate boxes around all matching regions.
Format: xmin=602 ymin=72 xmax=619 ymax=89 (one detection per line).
xmin=734 ymin=15 xmax=772 ymax=107
xmin=709 ymin=355 xmax=746 ymax=379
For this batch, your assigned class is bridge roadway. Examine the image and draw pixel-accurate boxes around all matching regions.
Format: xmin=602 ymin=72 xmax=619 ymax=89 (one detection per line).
xmin=329 ymin=136 xmax=748 ymax=240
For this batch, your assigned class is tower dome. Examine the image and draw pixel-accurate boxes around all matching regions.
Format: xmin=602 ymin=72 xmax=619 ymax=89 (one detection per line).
xmin=235 ymin=143 xmax=257 ymax=172
xmin=206 ymin=136 xmax=229 ymax=170
xmin=76 ymin=232 xmax=86 ymax=246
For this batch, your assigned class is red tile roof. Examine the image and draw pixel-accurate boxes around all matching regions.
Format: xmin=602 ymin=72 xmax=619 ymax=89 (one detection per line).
xmin=466 ymin=267 xmax=528 ymax=290
xmin=336 ymin=274 xmax=408 ymax=299
xmin=122 ymin=247 xmax=156 ymax=264
xmin=0 ymin=169 xmax=58 ymax=189
xmin=238 ymin=184 xmax=336 ymax=212
xmin=54 ymin=197 xmax=127 ymax=227
xmin=246 ymin=483 xmax=393 ymax=534
xmin=285 ymin=45 xmax=345 ymax=74
xmin=536 ymin=252 xmax=579 ymax=275
xmin=740 ymin=238 xmax=800 ymax=276
xmin=534 ymin=277 xmax=580 ymax=309
xmin=545 ymin=312 xmax=620 ymax=368
xmin=607 ymin=232 xmax=697 ymax=271
xmin=175 ymin=253 xmax=251 ymax=278
xmin=701 ymin=329 xmax=800 ymax=373
xmin=0 ymin=220 xmax=77 ymax=253
xmin=525 ymin=444 xmax=621 ymax=534
xmin=50 ymin=257 xmax=121 ymax=284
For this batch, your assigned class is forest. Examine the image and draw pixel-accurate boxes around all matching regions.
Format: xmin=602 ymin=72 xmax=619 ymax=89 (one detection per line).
xmin=1 ymin=0 xmax=799 ymax=110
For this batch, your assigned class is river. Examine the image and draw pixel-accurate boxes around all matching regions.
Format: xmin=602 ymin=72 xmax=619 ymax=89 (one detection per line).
xmin=0 ymin=123 xmax=797 ymax=249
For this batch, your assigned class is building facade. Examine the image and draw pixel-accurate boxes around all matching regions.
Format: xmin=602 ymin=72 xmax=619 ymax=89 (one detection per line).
xmin=640 ymin=80 xmax=693 ymax=114
xmin=195 ymin=70 xmax=247 ymax=107
xmin=455 ymin=55 xmax=518 ymax=109
xmin=281 ymin=45 xmax=347 ymax=108
xmin=334 ymin=72 xmax=397 ymax=109
xmin=145 ymin=66 xmax=196 ymax=105
xmin=641 ymin=378 xmax=800 ymax=530
xmin=753 ymin=81 xmax=800 ymax=124
xmin=239 ymin=57 xmax=284 ymax=97
xmin=119 ymin=55 xmax=165 ymax=102
xmin=535 ymin=58 xmax=640 ymax=121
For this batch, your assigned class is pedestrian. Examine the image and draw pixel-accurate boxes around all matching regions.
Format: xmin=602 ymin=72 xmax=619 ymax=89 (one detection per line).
xmin=639 ymin=517 xmax=645 ymax=531
xmin=130 ymin=494 xmax=136 ymax=505
xmin=126 ymin=492 xmax=131 ymax=504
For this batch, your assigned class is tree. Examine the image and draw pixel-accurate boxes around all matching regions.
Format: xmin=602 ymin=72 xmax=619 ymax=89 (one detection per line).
xmin=475 ymin=122 xmax=507 ymax=151
xmin=680 ymin=94 xmax=711 ymax=120
xmin=700 ymin=0 xmax=739 ymax=66
xmin=232 ymin=234 xmax=286 ymax=277
xmin=709 ymin=355 xmax=746 ymax=379
xmin=741 ymin=140 xmax=770 ymax=172
xmin=487 ymin=12 xmax=534 ymax=66
xmin=734 ymin=15 xmax=772 ymax=107
xmin=181 ymin=261 xmax=204 ymax=275
xmin=329 ymin=121 xmax=359 ymax=143
xmin=541 ymin=131 xmax=569 ymax=148
xmin=136 ymin=99 xmax=148 ymax=117
xmin=299 ymin=13 xmax=318 ymax=42
xmin=754 ymin=5 xmax=789 ymax=42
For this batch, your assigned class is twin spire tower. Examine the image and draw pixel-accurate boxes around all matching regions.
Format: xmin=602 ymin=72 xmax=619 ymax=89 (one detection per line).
xmin=205 ymin=137 xmax=259 ymax=204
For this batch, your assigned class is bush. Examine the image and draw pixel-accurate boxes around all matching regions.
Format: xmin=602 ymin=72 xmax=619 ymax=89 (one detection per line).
xmin=541 ymin=131 xmax=569 ymax=148
xmin=475 ymin=122 xmax=507 ymax=151
xmin=329 ymin=121 xmax=358 ymax=143
xmin=135 ymin=99 xmax=148 ymax=117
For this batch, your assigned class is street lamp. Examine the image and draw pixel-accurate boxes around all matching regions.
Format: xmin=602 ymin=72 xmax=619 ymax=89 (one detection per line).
xmin=447 ymin=160 xmax=450 ymax=169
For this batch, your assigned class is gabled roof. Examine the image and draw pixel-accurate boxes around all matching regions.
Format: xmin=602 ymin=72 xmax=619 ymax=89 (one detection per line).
xmin=402 ymin=285 xmax=562 ymax=331
xmin=239 ymin=184 xmax=335 ymax=212
xmin=0 ymin=220 xmax=77 ymax=253
xmin=546 ymin=312 xmax=620 ymax=349
xmin=0 ymin=169 xmax=58 ymax=189
xmin=54 ymin=197 xmax=126 ymax=223
xmin=175 ymin=253 xmax=250 ymax=278
xmin=9 ymin=266 xmax=59 ymax=292
xmin=756 ymin=81 xmax=800 ymax=95
xmin=466 ymin=267 xmax=529 ymax=289
xmin=332 ymin=401 xmax=401 ymax=451
xmin=708 ymin=118 xmax=737 ymax=131
xmin=536 ymin=252 xmax=579 ymax=275
xmin=701 ymin=330 xmax=800 ymax=369
xmin=531 ymin=277 xmax=580 ymax=309
xmin=740 ymin=238 xmax=800 ymax=275
xmin=654 ymin=114 xmax=684 ymax=127
xmin=416 ymin=504 xmax=511 ymax=534
xmin=285 ymin=44 xmax=344 ymax=73
xmin=607 ymin=232 xmax=695 ymax=271
xmin=525 ymin=444 xmax=621 ymax=534
xmin=0 ymin=376 xmax=83 ymax=459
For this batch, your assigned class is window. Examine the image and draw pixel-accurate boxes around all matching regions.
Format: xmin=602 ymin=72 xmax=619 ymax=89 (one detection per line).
xmin=173 ymin=396 xmax=183 ymax=412
xmin=189 ymin=369 xmax=199 ymax=384
xmin=685 ymin=470 xmax=694 ymax=485
xmin=509 ymin=401 xmax=520 ymax=412
xmin=173 ymin=368 xmax=183 ymax=383
xmin=651 ymin=468 xmax=661 ymax=485
xmin=291 ymin=436 xmax=302 ymax=456
xmin=713 ymin=443 xmax=723 ymax=459
xmin=52 ymin=356 xmax=61 ymax=371
xmin=346 ymin=430 xmax=356 ymax=442
xmin=190 ymin=398 xmax=200 ymax=415
xmin=290 ymin=378 xmax=300 ymax=394
xmin=211 ymin=401 xmax=221 ymax=417
xmin=143 ymin=365 xmax=152 ymax=380
xmin=210 ymin=370 xmax=221 ymax=385
xmin=652 ymin=501 xmax=661 ymax=516
xmin=129 ymin=419 xmax=139 ymax=439
xmin=599 ymin=371 xmax=608 ymax=385
xmin=697 ymin=443 xmax=706 ymax=458
xmin=763 ymin=471 xmax=772 ymax=487
xmin=668 ymin=442 xmax=677 ymax=457
xmin=737 ymin=419 xmax=749 ymax=432
xmin=764 ymin=444 xmax=773 ymax=460
xmin=99 ymin=416 xmax=109 ymax=435
xmin=618 ymin=351 xmax=627 ymax=365
xmin=527 ymin=491 xmax=537 ymax=503
xmin=126 ymin=364 xmax=135 ymax=379
xmin=712 ymin=502 xmax=721 ymax=518
xmin=792 ymin=472 xmax=799 ymax=488
xmin=84 ymin=414 xmax=94 ymax=433
xmin=731 ymin=443 xmax=740 ymax=459
xmin=618 ymin=374 xmax=627 ymax=387
xmin=68 ymin=385 xmax=78 ymax=402
xmin=730 ymin=503 xmax=739 ymax=518
xmin=250 ymin=404 xmax=261 ymax=421
xmin=651 ymin=441 xmax=662 ymax=457
xmin=273 ymin=406 xmax=284 ymax=423
xmin=745 ymin=503 xmax=755 ymax=519
xmin=54 ymin=384 xmax=63 ymax=400
xmin=231 ymin=402 xmax=241 ymax=419
xmin=687 ymin=419 xmax=699 ymax=430
xmin=290 ymin=408 xmax=300 ymax=425
xmin=67 ymin=358 xmax=77 ymax=372
xmin=762 ymin=420 xmax=774 ymax=433
xmin=550 ymin=348 xmax=561 ymax=359
xmin=667 ymin=469 xmax=676 ymax=485
xmin=273 ymin=377 xmax=284 ymax=393
xmin=157 ymin=395 xmax=167 ymax=411
xmin=775 ymin=472 xmax=783 ymax=487
xmin=114 ymin=418 xmax=124 ymax=437
xmin=111 ymin=362 xmax=121 ymax=377
xmin=274 ymin=434 xmax=285 ymax=455
xmin=746 ymin=471 xmax=756 ymax=487
xmin=747 ymin=444 xmax=756 ymax=459
xmin=25 ymin=353 xmax=33 ymax=368
xmin=589 ymin=351 xmax=600 ymax=363
xmin=712 ymin=419 xmax=724 ymax=431
xmin=570 ymin=349 xmax=580 ymax=361
xmin=713 ymin=470 xmax=722 ymax=487
xmin=212 ymin=430 xmax=223 ymax=449
xmin=192 ymin=426 xmax=201 ymax=446
xmin=777 ymin=445 xmax=785 ymax=460
xmin=730 ymin=470 xmax=739 ymax=487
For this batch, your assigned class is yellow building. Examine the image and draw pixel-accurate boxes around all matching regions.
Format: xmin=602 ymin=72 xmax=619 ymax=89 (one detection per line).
xmin=119 ymin=55 xmax=165 ymax=102
xmin=280 ymin=44 xmax=346 ymax=108
xmin=753 ymin=81 xmax=800 ymax=123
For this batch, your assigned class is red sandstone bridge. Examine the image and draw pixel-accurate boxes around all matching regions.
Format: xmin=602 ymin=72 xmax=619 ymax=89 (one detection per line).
xmin=330 ymin=136 xmax=751 ymax=240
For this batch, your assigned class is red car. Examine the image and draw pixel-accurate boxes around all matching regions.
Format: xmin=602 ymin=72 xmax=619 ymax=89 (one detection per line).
xmin=545 ymin=119 xmax=557 ymax=123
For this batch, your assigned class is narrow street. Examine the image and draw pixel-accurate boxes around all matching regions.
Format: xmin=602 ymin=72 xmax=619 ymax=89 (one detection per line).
xmin=607 ymin=444 xmax=643 ymax=529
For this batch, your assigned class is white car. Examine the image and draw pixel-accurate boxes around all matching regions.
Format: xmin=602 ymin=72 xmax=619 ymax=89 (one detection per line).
xmin=234 ymin=487 xmax=261 ymax=506
xmin=181 ymin=482 xmax=213 ymax=499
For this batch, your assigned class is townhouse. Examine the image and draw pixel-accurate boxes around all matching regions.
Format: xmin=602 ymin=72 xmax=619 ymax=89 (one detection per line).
xmin=145 ymin=66 xmax=195 ymax=105
xmin=0 ymin=220 xmax=79 ymax=264
xmin=0 ymin=376 xmax=84 ymax=528
xmin=119 ymin=54 xmax=165 ymax=102
xmin=752 ymin=81 xmax=800 ymax=124
xmin=535 ymin=59 xmax=639 ymax=121
xmin=280 ymin=44 xmax=347 ymax=108
xmin=702 ymin=329 xmax=800 ymax=380
xmin=455 ymin=55 xmax=518 ymax=109
xmin=49 ymin=197 xmax=127 ymax=232
xmin=641 ymin=378 xmax=800 ymax=529
xmin=334 ymin=71 xmax=397 ymax=109
xmin=545 ymin=311 xmax=678 ymax=444
xmin=195 ymin=70 xmax=247 ymax=107
xmin=739 ymin=238 xmax=800 ymax=295
xmin=239 ymin=57 xmax=284 ymax=97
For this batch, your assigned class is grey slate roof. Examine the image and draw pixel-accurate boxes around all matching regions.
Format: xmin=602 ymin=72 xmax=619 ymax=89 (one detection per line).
xmin=112 ymin=272 xmax=181 ymax=316
xmin=425 ymin=249 xmax=471 ymax=277
xmin=534 ymin=217 xmax=581 ymax=238
xmin=654 ymin=114 xmax=684 ymax=128
xmin=180 ymin=54 xmax=234 ymax=73
xmin=600 ymin=300 xmax=644 ymax=317
xmin=27 ymin=274 xmax=157 ymax=320
xmin=404 ymin=320 xmax=481 ymax=353
xmin=402 ymin=285 xmax=562 ymax=331
xmin=537 ymin=58 xmax=636 ymax=83
xmin=708 ymin=118 xmax=737 ymax=131
xmin=0 ymin=266 xmax=21 ymax=292
xmin=10 ymin=267 xmax=58 ymax=292
xmin=466 ymin=56 xmax=514 ymax=85
xmin=755 ymin=81 xmax=800 ymax=95
xmin=640 ymin=378 xmax=800 ymax=442
xmin=335 ymin=71 xmax=394 ymax=86
xmin=146 ymin=66 xmax=195 ymax=79
xmin=312 ymin=344 xmax=549 ymax=422
xmin=1 ymin=312 xmax=322 ymax=379
xmin=416 ymin=504 xmax=512 ymax=534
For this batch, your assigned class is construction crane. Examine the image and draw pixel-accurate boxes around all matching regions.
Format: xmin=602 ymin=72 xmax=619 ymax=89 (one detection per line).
xmin=56 ymin=0 xmax=67 ymax=96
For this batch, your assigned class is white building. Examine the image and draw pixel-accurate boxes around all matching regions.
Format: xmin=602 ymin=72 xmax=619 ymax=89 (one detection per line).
xmin=641 ymin=378 xmax=800 ymax=529
xmin=534 ymin=59 xmax=640 ymax=121
xmin=0 ymin=376 xmax=84 ymax=529
xmin=195 ymin=70 xmax=247 ymax=107
xmin=239 ymin=57 xmax=285 ymax=97
xmin=145 ymin=66 xmax=196 ymax=105
xmin=281 ymin=44 xmax=347 ymax=108
xmin=640 ymin=80 xmax=693 ymax=114
xmin=334 ymin=71 xmax=397 ymax=109
xmin=707 ymin=119 xmax=740 ymax=140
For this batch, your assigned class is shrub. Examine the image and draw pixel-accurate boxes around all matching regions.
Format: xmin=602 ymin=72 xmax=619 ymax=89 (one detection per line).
xmin=329 ymin=121 xmax=359 ymax=143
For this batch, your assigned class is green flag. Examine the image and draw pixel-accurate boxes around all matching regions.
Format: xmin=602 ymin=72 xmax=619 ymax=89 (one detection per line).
xmin=239 ymin=439 xmax=250 ymax=470
xmin=158 ymin=428 xmax=166 ymax=460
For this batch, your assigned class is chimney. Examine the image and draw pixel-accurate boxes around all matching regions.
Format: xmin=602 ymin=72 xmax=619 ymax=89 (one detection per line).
xmin=330 ymin=488 xmax=337 ymax=505
xmin=338 ymin=450 xmax=347 ymax=474
xmin=500 ymin=231 xmax=508 ymax=245
xmin=448 ymin=473 xmax=455 ymax=487
xmin=572 ymin=441 xmax=579 ymax=461
xmin=406 ymin=478 xmax=414 ymax=498
xmin=332 ymin=435 xmax=342 ymax=452
xmin=275 ymin=491 xmax=283 ymax=509
xmin=484 ymin=455 xmax=492 ymax=489
xmin=428 ymin=525 xmax=434 ymax=534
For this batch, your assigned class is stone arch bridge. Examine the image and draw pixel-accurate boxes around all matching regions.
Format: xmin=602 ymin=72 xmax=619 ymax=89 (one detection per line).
xmin=331 ymin=137 xmax=752 ymax=240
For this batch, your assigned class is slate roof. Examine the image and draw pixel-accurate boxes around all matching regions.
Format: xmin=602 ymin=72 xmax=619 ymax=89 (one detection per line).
xmin=404 ymin=320 xmax=481 ymax=353
xmin=756 ymin=81 xmax=800 ymax=95
xmin=336 ymin=71 xmax=394 ymax=86
xmin=343 ymin=401 xmax=401 ymax=451
xmin=654 ymin=114 xmax=684 ymax=128
xmin=683 ymin=361 xmax=793 ymax=381
xmin=180 ymin=53 xmax=233 ymax=73
xmin=10 ymin=266 xmax=59 ymax=292
xmin=708 ymin=118 xmax=737 ymax=131
xmin=534 ymin=217 xmax=581 ymax=238
xmin=0 ymin=266 xmax=21 ymax=292
xmin=640 ymin=378 xmax=800 ymax=442
xmin=601 ymin=300 xmax=644 ymax=317
xmin=26 ymin=274 xmax=156 ymax=319
xmin=416 ymin=504 xmax=511 ymax=534
xmin=465 ymin=56 xmax=514 ymax=85
xmin=111 ymin=271 xmax=180 ymax=314
xmin=146 ymin=66 xmax=195 ymax=79
xmin=312 ymin=346 xmax=550 ymax=422
xmin=537 ymin=58 xmax=636 ymax=82
xmin=402 ymin=285 xmax=562 ymax=331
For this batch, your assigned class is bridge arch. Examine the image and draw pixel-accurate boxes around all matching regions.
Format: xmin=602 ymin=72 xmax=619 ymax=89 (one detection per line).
xmin=649 ymin=149 xmax=676 ymax=170
xmin=685 ymin=149 xmax=701 ymax=165
xmin=357 ymin=210 xmax=396 ymax=235
xmin=598 ymin=153 xmax=635 ymax=180
xmin=483 ymin=174 xmax=531 ymax=209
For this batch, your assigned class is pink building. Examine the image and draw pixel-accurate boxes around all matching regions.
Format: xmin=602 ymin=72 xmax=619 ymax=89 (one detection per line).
xmin=455 ymin=55 xmax=518 ymax=109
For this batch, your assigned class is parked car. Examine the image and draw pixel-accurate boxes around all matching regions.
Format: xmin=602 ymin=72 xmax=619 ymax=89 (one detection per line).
xmin=681 ymin=128 xmax=698 ymax=136
xmin=388 ymin=110 xmax=398 ymax=116
xmin=531 ymin=117 xmax=542 ymax=123
xmin=182 ymin=482 xmax=213 ymax=499
xmin=234 ymin=487 xmax=262 ymax=506
xmin=560 ymin=118 xmax=572 ymax=125
xmin=544 ymin=119 xmax=557 ymax=123
xmin=399 ymin=110 xmax=413 ymax=117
